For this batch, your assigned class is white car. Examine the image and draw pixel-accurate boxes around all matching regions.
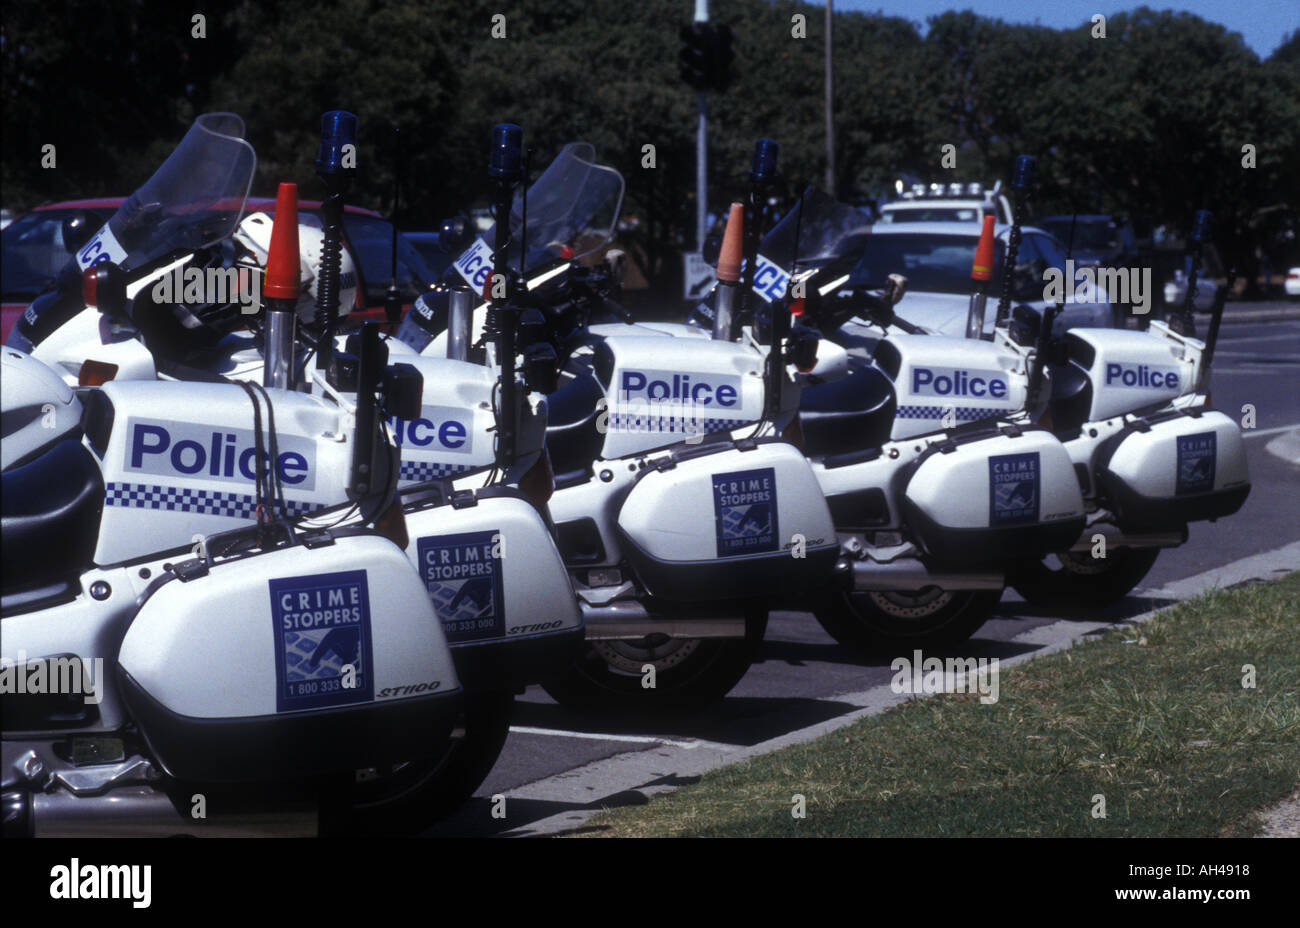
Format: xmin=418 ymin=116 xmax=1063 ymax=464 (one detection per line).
xmin=841 ymin=221 xmax=1116 ymax=337
xmin=1162 ymin=268 xmax=1221 ymax=312
xmin=879 ymin=182 xmax=1012 ymax=226
xmin=1285 ymin=267 xmax=1300 ymax=299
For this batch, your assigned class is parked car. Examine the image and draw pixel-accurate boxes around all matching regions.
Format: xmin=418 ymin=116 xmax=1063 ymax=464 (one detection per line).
xmin=842 ymin=221 xmax=1115 ymax=336
xmin=1035 ymin=215 xmax=1139 ymax=269
xmin=879 ymin=182 xmax=1012 ymax=226
xmin=1 ymin=197 xmax=436 ymax=341
xmin=1285 ymin=267 xmax=1300 ymax=299
xmin=404 ymin=231 xmax=456 ymax=279
xmin=2 ymin=199 xmax=121 ymax=340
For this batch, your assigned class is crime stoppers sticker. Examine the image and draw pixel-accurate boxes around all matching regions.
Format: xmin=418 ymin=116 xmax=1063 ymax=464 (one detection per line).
xmin=989 ymin=452 xmax=1040 ymax=526
xmin=712 ymin=467 xmax=779 ymax=557
xmin=269 ymin=570 xmax=374 ymax=713
xmin=417 ymin=531 xmax=505 ymax=644
xmin=1176 ymin=432 xmax=1216 ymax=495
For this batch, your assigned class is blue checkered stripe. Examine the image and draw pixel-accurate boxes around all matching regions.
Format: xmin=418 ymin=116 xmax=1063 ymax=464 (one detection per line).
xmin=105 ymin=482 xmax=317 ymax=518
xmin=399 ymin=460 xmax=474 ymax=482
xmin=895 ymin=405 xmax=998 ymax=422
xmin=609 ymin=412 xmax=750 ymax=435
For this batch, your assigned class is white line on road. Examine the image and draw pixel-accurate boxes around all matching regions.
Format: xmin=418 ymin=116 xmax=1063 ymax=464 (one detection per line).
xmin=508 ymin=725 xmax=732 ymax=750
xmin=1243 ymin=423 xmax=1300 ymax=440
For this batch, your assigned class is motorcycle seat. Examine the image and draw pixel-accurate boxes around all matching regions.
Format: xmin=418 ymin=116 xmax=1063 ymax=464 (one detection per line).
xmin=546 ymin=369 xmax=607 ymax=476
xmin=1 ymin=439 xmax=104 ymax=593
xmin=798 ymin=360 xmax=897 ymax=458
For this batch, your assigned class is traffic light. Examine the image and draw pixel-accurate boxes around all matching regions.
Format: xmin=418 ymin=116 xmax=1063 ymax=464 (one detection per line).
xmin=710 ymin=24 xmax=735 ymax=93
xmin=679 ymin=22 xmax=735 ymax=93
xmin=679 ymin=23 xmax=711 ymax=91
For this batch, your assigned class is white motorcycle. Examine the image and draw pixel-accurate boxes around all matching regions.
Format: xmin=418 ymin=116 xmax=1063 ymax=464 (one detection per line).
xmin=1 ymin=320 xmax=475 ymax=836
xmin=4 ymin=113 xmax=583 ymax=810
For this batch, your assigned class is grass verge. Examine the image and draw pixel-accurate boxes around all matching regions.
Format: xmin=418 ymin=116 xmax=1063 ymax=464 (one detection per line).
xmin=580 ymin=572 xmax=1300 ymax=837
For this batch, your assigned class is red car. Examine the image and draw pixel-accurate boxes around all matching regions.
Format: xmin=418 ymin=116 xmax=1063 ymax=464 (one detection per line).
xmin=2 ymin=197 xmax=434 ymax=342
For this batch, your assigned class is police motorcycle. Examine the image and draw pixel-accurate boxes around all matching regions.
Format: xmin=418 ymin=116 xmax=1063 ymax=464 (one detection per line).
xmin=774 ymin=160 xmax=1251 ymax=608
xmin=537 ymin=143 xmax=1079 ymax=654
xmin=5 ymin=113 xmax=583 ymax=811
xmin=400 ymin=128 xmax=838 ymax=709
xmin=1 ymin=244 xmax=472 ymax=835
xmin=1005 ymin=207 xmax=1250 ymax=604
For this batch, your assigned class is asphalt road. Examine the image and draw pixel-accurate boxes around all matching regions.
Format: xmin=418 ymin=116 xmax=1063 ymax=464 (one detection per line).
xmin=424 ymin=312 xmax=1300 ymax=837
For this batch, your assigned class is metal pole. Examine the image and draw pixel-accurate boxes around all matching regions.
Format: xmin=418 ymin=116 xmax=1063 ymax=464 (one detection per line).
xmin=695 ymin=0 xmax=709 ymax=250
xmin=697 ymin=92 xmax=708 ymax=250
xmin=825 ymin=0 xmax=835 ymax=196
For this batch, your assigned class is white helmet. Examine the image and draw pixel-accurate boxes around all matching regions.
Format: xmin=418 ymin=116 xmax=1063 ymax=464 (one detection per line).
xmin=234 ymin=212 xmax=359 ymax=325
xmin=1 ymin=347 xmax=83 ymax=471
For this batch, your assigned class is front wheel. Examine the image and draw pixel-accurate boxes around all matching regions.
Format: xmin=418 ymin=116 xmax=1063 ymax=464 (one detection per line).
xmin=813 ymin=587 xmax=1002 ymax=655
xmin=318 ymin=691 xmax=514 ymax=835
xmin=1010 ymin=547 xmax=1160 ymax=607
xmin=542 ymin=604 xmax=768 ymax=712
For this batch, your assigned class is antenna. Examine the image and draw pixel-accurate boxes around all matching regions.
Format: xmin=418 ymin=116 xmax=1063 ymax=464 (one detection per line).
xmin=994 ymin=154 xmax=1035 ymax=328
xmin=313 ymin=110 xmax=358 ymax=373
xmin=384 ymin=125 xmax=403 ymax=324
xmin=488 ymin=123 xmax=524 ymax=469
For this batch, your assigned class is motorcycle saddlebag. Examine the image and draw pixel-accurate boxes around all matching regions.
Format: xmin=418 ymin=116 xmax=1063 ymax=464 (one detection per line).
xmin=901 ymin=424 xmax=1086 ymax=564
xmin=400 ymin=483 xmax=584 ymax=692
xmin=117 ymin=533 xmax=461 ymax=783
xmin=616 ymin=438 xmax=838 ymax=601
xmin=1095 ymin=406 xmax=1250 ymax=532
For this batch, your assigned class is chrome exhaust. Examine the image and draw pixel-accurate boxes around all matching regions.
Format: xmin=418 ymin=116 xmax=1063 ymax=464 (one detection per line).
xmin=581 ymin=600 xmax=746 ymax=640
xmin=845 ymin=557 xmax=1005 ymax=592
xmin=30 ymin=786 xmax=317 ymax=837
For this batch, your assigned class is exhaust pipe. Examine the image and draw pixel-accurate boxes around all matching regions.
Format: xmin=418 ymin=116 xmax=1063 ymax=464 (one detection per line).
xmin=581 ymin=600 xmax=746 ymax=640
xmin=844 ymin=557 xmax=1004 ymax=592
xmin=1069 ymin=524 xmax=1186 ymax=553
xmin=29 ymin=786 xmax=317 ymax=837
xmin=447 ymin=285 xmax=473 ymax=361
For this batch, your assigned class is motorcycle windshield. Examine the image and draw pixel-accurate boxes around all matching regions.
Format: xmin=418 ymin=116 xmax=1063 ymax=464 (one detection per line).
xmin=760 ymin=187 xmax=870 ymax=272
xmin=453 ymin=142 xmax=624 ymax=281
xmin=74 ymin=113 xmax=256 ymax=274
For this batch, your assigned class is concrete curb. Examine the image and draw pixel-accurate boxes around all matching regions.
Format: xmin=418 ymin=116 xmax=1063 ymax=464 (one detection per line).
xmin=1196 ymin=306 xmax=1300 ymax=324
xmin=500 ymin=541 xmax=1300 ymax=837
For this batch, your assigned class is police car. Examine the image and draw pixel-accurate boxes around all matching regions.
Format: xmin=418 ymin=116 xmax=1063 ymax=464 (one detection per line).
xmin=879 ymin=182 xmax=1013 ymax=226
xmin=844 ymin=221 xmax=1116 ymax=336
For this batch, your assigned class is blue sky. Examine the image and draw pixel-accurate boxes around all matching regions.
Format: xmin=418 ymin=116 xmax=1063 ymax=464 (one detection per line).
xmin=829 ymin=0 xmax=1299 ymax=58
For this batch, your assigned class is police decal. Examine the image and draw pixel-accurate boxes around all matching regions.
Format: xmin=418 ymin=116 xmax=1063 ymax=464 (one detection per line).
xmin=1175 ymin=432 xmax=1216 ymax=495
xmin=989 ymin=452 xmax=1040 ymax=526
xmin=712 ymin=467 xmax=779 ymax=557
xmin=417 ymin=531 xmax=505 ymax=643
xmin=124 ymin=418 xmax=317 ymax=491
xmin=269 ymin=570 xmax=374 ymax=712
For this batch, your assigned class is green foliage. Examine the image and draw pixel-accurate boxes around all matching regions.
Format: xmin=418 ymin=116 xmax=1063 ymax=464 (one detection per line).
xmin=3 ymin=1 xmax=1296 ymax=280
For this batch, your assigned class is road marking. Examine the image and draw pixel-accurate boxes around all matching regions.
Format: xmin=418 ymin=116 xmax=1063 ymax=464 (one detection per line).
xmin=1243 ymin=423 xmax=1300 ymax=440
xmin=508 ymin=725 xmax=731 ymax=750
xmin=1215 ymin=330 xmax=1300 ymax=346
xmin=1212 ymin=365 xmax=1300 ymax=374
